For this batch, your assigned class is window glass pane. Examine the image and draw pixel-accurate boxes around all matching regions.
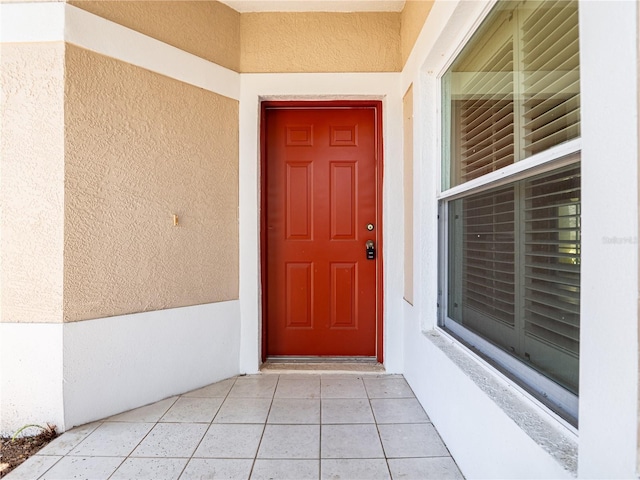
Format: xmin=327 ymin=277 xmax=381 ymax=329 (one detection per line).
xmin=447 ymin=164 xmax=581 ymax=393
xmin=448 ymin=185 xmax=516 ymax=346
xmin=523 ymin=166 xmax=580 ymax=393
xmin=443 ymin=0 xmax=580 ymax=189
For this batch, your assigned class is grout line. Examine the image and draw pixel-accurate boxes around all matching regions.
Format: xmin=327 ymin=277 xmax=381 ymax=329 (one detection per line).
xmin=367 ymin=380 xmax=395 ymax=480
xmin=34 ymin=454 xmax=66 ymax=480
xmin=117 ymin=397 xmax=179 ymax=464
xmin=175 ymin=376 xmax=238 ymax=479
xmin=247 ymin=374 xmax=279 ymax=479
xmin=105 ymin=456 xmax=128 ymax=480
xmin=319 ymin=387 xmax=323 ymax=471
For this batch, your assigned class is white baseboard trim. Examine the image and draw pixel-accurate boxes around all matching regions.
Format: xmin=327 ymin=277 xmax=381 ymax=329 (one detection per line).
xmin=0 ymin=323 xmax=65 ymax=436
xmin=0 ymin=301 xmax=240 ymax=434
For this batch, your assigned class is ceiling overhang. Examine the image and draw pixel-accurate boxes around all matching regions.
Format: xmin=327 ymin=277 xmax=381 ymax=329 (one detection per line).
xmin=219 ymin=0 xmax=406 ymax=13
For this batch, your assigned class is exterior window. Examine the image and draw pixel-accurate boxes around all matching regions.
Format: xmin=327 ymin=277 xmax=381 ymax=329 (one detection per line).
xmin=442 ymin=0 xmax=580 ymax=189
xmin=440 ymin=0 xmax=580 ymax=422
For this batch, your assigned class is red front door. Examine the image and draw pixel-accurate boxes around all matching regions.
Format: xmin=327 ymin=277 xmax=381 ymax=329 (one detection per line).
xmin=263 ymin=105 xmax=381 ymax=357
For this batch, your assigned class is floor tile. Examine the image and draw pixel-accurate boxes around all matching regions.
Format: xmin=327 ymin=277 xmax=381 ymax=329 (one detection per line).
xmin=131 ymin=423 xmax=208 ymax=458
xmin=320 ymin=376 xmax=367 ymax=398
xmin=110 ymin=457 xmax=188 ymax=480
xmin=194 ymin=424 xmax=264 ymax=458
xmin=274 ymin=376 xmax=320 ymax=399
xmin=182 ymin=378 xmax=236 ymax=398
xmin=370 ymin=398 xmax=430 ymax=424
xmin=268 ymin=398 xmax=320 ymax=424
xmin=2 ymin=455 xmax=61 ymax=480
xmin=69 ymin=422 xmax=154 ymax=457
xmin=161 ymin=397 xmax=223 ymax=423
xmin=321 ymin=398 xmax=374 ymax=424
xmin=39 ymin=456 xmax=124 ymax=480
xmin=250 ymin=459 xmax=319 ymax=480
xmin=36 ymin=422 xmax=101 ymax=456
xmin=257 ymin=424 xmax=320 ymax=459
xmin=228 ymin=376 xmax=278 ymax=398
xmin=214 ymin=397 xmax=272 ymax=423
xmin=364 ymin=378 xmax=415 ymax=398
xmin=180 ymin=458 xmax=253 ymax=480
xmin=12 ymin=374 xmax=463 ymax=480
xmin=321 ymin=458 xmax=391 ymax=480
xmin=387 ymin=457 xmax=464 ymax=479
xmin=321 ymin=424 xmax=384 ymax=459
xmin=106 ymin=397 xmax=178 ymax=423
xmin=378 ymin=424 xmax=449 ymax=458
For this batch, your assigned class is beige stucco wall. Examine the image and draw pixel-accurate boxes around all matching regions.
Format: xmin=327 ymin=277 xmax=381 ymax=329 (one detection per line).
xmin=401 ymin=0 xmax=434 ymax=66
xmin=1 ymin=43 xmax=65 ymax=323
xmin=403 ymin=84 xmax=414 ymax=305
xmin=240 ymin=12 xmax=401 ymax=73
xmin=63 ymin=45 xmax=239 ymax=322
xmin=1 ymin=3 xmax=434 ymax=324
xmin=60 ymin=1 xmax=431 ymax=73
xmin=69 ymin=0 xmax=241 ymax=72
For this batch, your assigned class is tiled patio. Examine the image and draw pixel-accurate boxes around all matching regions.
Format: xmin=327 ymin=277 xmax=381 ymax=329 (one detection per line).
xmin=5 ymin=373 xmax=464 ymax=480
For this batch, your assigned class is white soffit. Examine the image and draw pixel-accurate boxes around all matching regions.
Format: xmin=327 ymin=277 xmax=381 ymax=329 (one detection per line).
xmin=219 ymin=0 xmax=406 ymax=13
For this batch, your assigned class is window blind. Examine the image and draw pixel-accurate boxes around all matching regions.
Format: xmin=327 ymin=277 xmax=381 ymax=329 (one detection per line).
xmin=521 ymin=0 xmax=580 ymax=156
xmin=523 ymin=165 xmax=580 ymax=391
xmin=462 ymin=186 xmax=515 ymax=326
xmin=449 ymin=165 xmax=581 ymax=393
xmin=458 ymin=41 xmax=515 ymax=182
xmin=447 ymin=0 xmax=581 ymax=188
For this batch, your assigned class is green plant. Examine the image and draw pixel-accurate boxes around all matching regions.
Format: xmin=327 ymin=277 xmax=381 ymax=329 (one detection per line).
xmin=10 ymin=423 xmax=56 ymax=442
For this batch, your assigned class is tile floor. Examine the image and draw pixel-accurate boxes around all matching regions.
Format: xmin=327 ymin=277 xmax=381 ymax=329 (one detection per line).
xmin=5 ymin=374 xmax=464 ymax=480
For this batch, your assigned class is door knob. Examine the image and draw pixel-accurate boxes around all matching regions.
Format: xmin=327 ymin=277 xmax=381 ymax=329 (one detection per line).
xmin=365 ymin=240 xmax=375 ymax=260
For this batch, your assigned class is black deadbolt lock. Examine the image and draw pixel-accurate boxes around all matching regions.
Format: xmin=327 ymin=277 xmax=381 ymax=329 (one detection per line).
xmin=366 ymin=240 xmax=376 ymax=260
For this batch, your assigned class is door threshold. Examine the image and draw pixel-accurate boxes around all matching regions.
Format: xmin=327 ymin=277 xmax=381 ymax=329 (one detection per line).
xmin=267 ymin=356 xmax=378 ymax=363
xmin=261 ymin=357 xmax=384 ymax=374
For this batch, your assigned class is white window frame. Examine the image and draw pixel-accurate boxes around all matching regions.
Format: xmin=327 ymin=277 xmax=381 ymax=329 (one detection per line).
xmin=435 ymin=0 xmax=582 ymax=423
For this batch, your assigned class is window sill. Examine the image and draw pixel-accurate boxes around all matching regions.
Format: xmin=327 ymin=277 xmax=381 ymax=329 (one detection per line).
xmin=424 ymin=328 xmax=578 ymax=475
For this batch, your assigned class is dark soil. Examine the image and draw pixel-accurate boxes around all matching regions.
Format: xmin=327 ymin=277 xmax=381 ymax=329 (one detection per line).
xmin=0 ymin=426 xmax=57 ymax=478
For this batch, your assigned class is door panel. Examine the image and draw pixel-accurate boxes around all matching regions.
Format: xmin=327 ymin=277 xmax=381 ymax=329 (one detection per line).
xmin=330 ymin=263 xmax=357 ymax=328
xmin=330 ymin=163 xmax=356 ymax=239
xmin=286 ymin=163 xmax=312 ymax=239
xmin=265 ymin=107 xmax=379 ymax=357
xmin=285 ymin=262 xmax=313 ymax=328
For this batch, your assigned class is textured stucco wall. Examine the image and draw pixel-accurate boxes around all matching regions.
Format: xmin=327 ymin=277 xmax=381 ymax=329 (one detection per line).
xmin=0 ymin=42 xmax=65 ymax=324
xmin=69 ymin=0 xmax=241 ymax=72
xmin=401 ymin=0 xmax=434 ymax=66
xmin=240 ymin=12 xmax=401 ymax=73
xmin=403 ymin=84 xmax=414 ymax=305
xmin=64 ymin=45 xmax=239 ymax=322
xmin=61 ymin=2 xmax=410 ymax=74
